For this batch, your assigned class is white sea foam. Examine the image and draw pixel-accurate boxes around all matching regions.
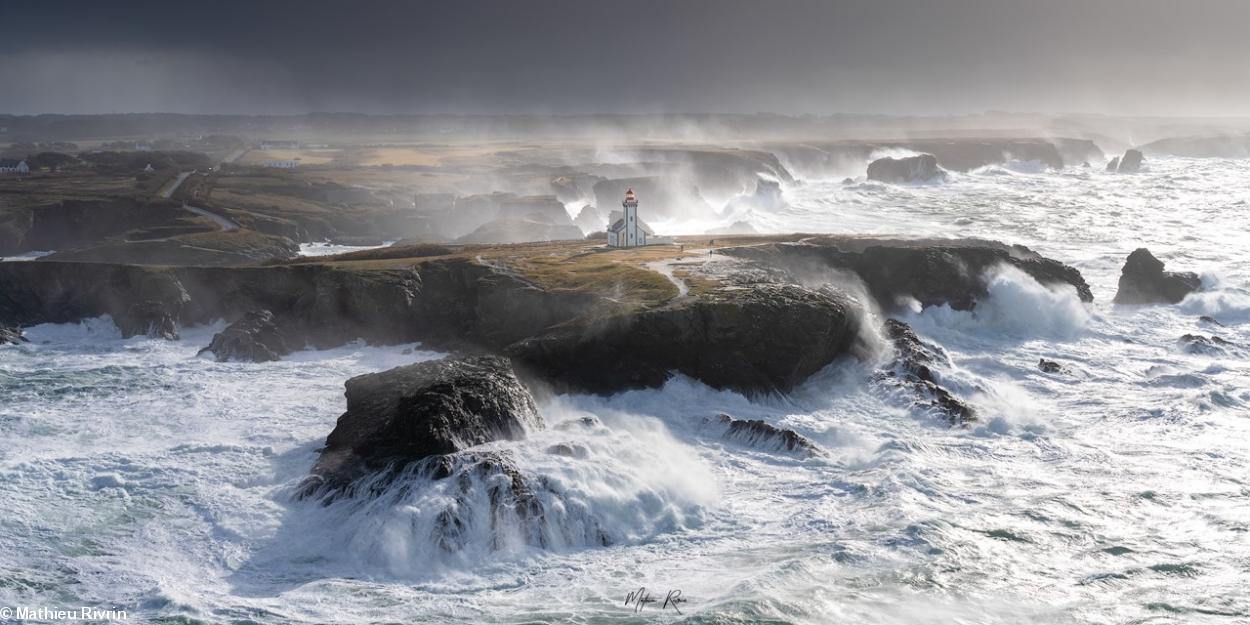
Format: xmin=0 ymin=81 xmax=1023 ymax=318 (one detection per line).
xmin=908 ymin=264 xmax=1091 ymax=339
xmin=3 ymin=156 xmax=1250 ymax=624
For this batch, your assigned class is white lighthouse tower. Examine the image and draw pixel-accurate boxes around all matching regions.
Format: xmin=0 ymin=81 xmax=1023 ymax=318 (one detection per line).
xmin=607 ymin=188 xmax=649 ymax=247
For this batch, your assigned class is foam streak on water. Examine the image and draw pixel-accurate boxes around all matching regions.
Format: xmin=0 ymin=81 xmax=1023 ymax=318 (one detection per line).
xmin=2 ymin=157 xmax=1250 ymax=624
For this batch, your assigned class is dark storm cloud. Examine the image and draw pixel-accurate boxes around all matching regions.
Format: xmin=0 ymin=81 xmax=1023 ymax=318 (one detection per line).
xmin=3 ymin=0 xmax=1249 ymax=115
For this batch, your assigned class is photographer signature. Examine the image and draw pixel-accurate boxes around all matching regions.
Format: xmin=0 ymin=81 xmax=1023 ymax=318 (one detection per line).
xmin=624 ymin=587 xmax=686 ymax=614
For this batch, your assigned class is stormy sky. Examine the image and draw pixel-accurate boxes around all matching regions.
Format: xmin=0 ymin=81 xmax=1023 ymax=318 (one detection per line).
xmin=3 ymin=0 xmax=1248 ymax=117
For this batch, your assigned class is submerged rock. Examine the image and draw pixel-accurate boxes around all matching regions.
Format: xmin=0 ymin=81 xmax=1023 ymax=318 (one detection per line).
xmin=867 ymin=154 xmax=947 ymax=184
xmin=509 ymin=283 xmax=863 ymax=396
xmin=0 ymin=326 xmax=28 ymax=345
xmin=307 ymin=450 xmax=611 ymax=554
xmin=702 ymin=413 xmax=821 ymax=457
xmin=309 ymin=355 xmax=542 ymax=488
xmin=880 ymin=319 xmax=975 ymax=424
xmin=198 ymin=310 xmax=293 ymax=362
xmin=1037 ymin=358 xmax=1063 ymax=374
xmin=1113 ymin=248 xmax=1201 ymax=305
xmin=1178 ymin=334 xmax=1236 ymax=356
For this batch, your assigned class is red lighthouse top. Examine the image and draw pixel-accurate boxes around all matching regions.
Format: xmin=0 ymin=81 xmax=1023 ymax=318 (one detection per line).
xmin=624 ymin=188 xmax=636 ymax=202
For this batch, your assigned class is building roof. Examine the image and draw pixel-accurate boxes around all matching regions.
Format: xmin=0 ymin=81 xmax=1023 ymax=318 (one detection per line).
xmin=608 ymin=218 xmax=626 ymax=233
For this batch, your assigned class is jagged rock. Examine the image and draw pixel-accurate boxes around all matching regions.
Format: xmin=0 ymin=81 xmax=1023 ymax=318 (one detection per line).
xmin=1038 ymin=358 xmax=1063 ymax=374
xmin=867 ymin=154 xmax=947 ymax=184
xmin=0 ymin=326 xmax=28 ymax=345
xmin=1199 ymin=315 xmax=1224 ymax=327
xmin=720 ymin=238 xmax=1092 ymax=312
xmin=115 ymin=300 xmax=179 ymax=339
xmin=309 ymin=356 xmax=542 ymax=488
xmin=304 ymin=450 xmax=611 ymax=553
xmin=509 ymin=283 xmax=862 ymax=396
xmin=880 ymin=319 xmax=975 ymax=424
xmin=1117 ymin=149 xmax=1144 ymax=173
xmin=1105 ymin=156 xmax=1120 ymax=172
xmin=197 ymin=310 xmax=293 ymax=362
xmin=1113 ymin=248 xmax=1201 ymax=305
xmin=702 ymin=413 xmax=821 ymax=457
xmin=1178 ymin=334 xmax=1236 ymax=356
xmin=418 ymin=451 xmax=609 ymax=552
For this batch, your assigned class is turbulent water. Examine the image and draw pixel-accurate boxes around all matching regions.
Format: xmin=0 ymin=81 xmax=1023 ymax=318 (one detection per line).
xmin=3 ymin=157 xmax=1249 ymax=624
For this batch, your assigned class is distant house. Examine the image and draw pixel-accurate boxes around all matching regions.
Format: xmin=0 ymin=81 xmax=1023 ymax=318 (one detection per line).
xmin=262 ymin=160 xmax=300 ymax=169
xmin=143 ymin=163 xmax=155 ymax=172
xmin=0 ymin=160 xmax=29 ymax=174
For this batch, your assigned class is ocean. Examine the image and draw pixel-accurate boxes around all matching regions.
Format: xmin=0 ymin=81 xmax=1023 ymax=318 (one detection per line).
xmin=2 ymin=157 xmax=1248 ymax=624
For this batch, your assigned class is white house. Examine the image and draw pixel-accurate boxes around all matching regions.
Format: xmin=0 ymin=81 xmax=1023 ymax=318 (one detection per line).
xmin=262 ymin=160 xmax=300 ymax=169
xmin=0 ymin=160 xmax=29 ymax=174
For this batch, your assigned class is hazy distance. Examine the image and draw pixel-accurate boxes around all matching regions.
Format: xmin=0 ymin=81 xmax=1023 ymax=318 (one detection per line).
xmin=3 ymin=0 xmax=1250 ymax=117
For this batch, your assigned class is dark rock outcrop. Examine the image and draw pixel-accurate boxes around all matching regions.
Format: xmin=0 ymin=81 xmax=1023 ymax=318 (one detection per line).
xmin=1178 ymin=334 xmax=1236 ymax=356
xmin=1037 ymin=358 xmax=1063 ymax=374
xmin=115 ymin=300 xmax=180 ymax=340
xmin=867 ymin=154 xmax=947 ymax=183
xmin=309 ymin=356 xmax=542 ymax=488
xmin=1138 ymin=133 xmax=1250 ymax=159
xmin=0 ymin=258 xmax=593 ymax=354
xmin=0 ymin=326 xmax=28 ymax=345
xmin=718 ymin=237 xmax=1093 ymax=312
xmin=197 ymin=310 xmax=293 ymax=361
xmin=1113 ymin=248 xmax=1201 ymax=305
xmin=309 ymin=450 xmax=610 ymax=553
xmin=1117 ymin=149 xmax=1144 ymax=173
xmin=701 ymin=413 xmax=821 ymax=457
xmin=509 ymin=283 xmax=862 ymax=396
xmin=1105 ymin=156 xmax=1120 ymax=172
xmin=880 ymin=319 xmax=975 ymax=424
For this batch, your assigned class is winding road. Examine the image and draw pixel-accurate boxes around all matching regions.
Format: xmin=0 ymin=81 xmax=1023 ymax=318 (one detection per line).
xmin=159 ymin=170 xmax=240 ymax=232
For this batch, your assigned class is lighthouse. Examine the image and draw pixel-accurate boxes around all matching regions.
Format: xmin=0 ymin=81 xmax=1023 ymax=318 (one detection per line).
xmin=606 ymin=188 xmax=649 ymax=247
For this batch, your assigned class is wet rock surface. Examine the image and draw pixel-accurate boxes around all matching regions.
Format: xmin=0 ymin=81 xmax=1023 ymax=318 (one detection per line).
xmin=879 ymin=319 xmax=975 ymax=424
xmin=867 ymin=153 xmax=947 ymax=183
xmin=719 ymin=237 xmax=1092 ymax=312
xmin=0 ymin=326 xmax=28 ymax=345
xmin=1038 ymin=358 xmax=1064 ymax=374
xmin=1113 ymin=248 xmax=1201 ymax=305
xmin=310 ymin=356 xmax=542 ymax=488
xmin=1117 ymin=149 xmax=1144 ymax=173
xmin=197 ymin=310 xmax=293 ymax=362
xmin=702 ymin=413 xmax=822 ymax=457
xmin=509 ymin=282 xmax=863 ymax=396
xmin=115 ymin=300 xmax=180 ymax=340
xmin=1178 ymin=334 xmax=1237 ymax=356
